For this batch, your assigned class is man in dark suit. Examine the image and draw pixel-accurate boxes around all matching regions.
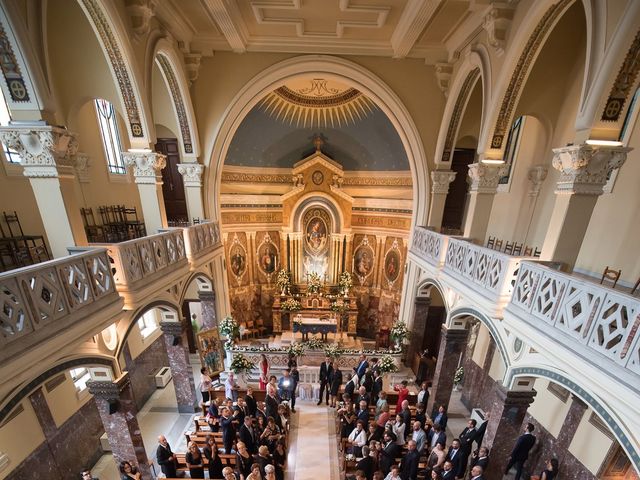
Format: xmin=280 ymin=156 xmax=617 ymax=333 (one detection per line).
xmin=446 ymin=439 xmax=463 ymax=479
xmin=356 ymin=354 xmax=369 ymax=379
xmin=378 ymin=431 xmax=399 ymax=475
xmin=318 ymin=356 xmax=333 ymax=405
xmin=238 ymin=415 xmax=257 ymax=454
xmin=156 ymin=435 xmax=177 ymax=478
xmin=428 ymin=423 xmax=446 ymax=451
xmin=355 ymin=445 xmax=375 ymax=480
xmin=469 ymin=465 xmax=485 ymax=480
xmin=441 ymin=460 xmax=456 ymax=480
xmin=265 ymin=390 xmax=279 ymax=421
xmin=356 ymin=386 xmax=371 ymax=409
xmin=372 ymin=370 xmax=383 ymax=403
xmin=470 ymin=447 xmax=489 ymax=471
xmin=244 ymin=387 xmax=257 ymax=417
xmin=504 ymin=423 xmax=536 ymax=480
xmin=400 ymin=440 xmax=420 ymax=480
xmin=356 ymin=400 xmax=370 ymax=425
xmin=458 ymin=419 xmax=478 ymax=477
xmin=234 ymin=397 xmax=247 ymax=425
xmin=219 ymin=407 xmax=237 ymax=454
xmin=399 ymin=400 xmax=412 ymax=428
xmin=474 ymin=414 xmax=489 ymax=450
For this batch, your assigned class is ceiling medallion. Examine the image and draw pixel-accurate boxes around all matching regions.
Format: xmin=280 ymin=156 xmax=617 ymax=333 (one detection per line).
xmin=312 ymin=170 xmax=324 ymax=185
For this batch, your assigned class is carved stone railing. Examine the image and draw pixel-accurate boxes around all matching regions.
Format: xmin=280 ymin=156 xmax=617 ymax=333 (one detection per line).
xmin=0 ymin=249 xmax=120 ymax=360
xmin=508 ymin=261 xmax=640 ymax=374
xmin=410 ymin=226 xmax=451 ymax=267
xmin=443 ymin=237 xmax=528 ymax=304
xmin=183 ymin=221 xmax=221 ymax=262
xmin=107 ymin=229 xmax=188 ymax=288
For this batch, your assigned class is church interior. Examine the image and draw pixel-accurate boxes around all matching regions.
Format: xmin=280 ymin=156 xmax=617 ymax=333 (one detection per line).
xmin=0 ymin=1 xmax=639 ymax=479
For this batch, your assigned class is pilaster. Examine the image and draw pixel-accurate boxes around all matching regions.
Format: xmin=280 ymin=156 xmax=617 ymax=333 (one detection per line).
xmin=462 ymin=162 xmax=507 ymax=242
xmin=514 ymin=165 xmax=548 ymax=242
xmin=177 ymin=162 xmax=205 ymax=221
xmin=160 ymin=321 xmax=198 ymax=413
xmin=541 ymin=143 xmax=631 ymax=268
xmin=123 ymin=150 xmax=167 ymax=235
xmin=197 ymin=289 xmax=218 ymax=331
xmin=428 ymin=170 xmax=456 ymax=229
xmin=0 ymin=125 xmax=88 ymax=256
xmin=87 ymin=374 xmax=151 ymax=479
xmin=407 ymin=296 xmax=431 ymax=364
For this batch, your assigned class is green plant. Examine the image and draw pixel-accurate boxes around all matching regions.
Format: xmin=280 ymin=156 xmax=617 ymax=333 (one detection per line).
xmin=307 ymin=272 xmax=322 ymax=294
xmin=304 ymin=337 xmax=324 ymax=349
xmin=219 ymin=316 xmax=239 ymax=339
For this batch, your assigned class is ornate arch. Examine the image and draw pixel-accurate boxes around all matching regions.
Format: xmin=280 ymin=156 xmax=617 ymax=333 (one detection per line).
xmin=178 ymin=271 xmax=213 ymax=305
xmin=290 ymin=194 xmax=343 ymax=234
xmin=76 ymin=0 xmax=152 ymax=147
xmin=479 ymin=0 xmax=578 ymax=157
xmin=206 ymin=55 xmax=429 ymax=228
xmin=415 ymin=277 xmax=448 ymax=309
xmin=448 ymin=307 xmax=510 ymax=367
xmin=506 ymin=366 xmax=640 ymax=473
xmin=153 ymin=39 xmax=201 ymax=158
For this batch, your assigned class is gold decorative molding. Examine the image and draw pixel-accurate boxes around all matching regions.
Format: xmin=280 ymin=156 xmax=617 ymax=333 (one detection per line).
xmin=441 ymin=68 xmax=480 ymax=163
xmin=352 ymin=215 xmax=411 ymax=230
xmin=221 ymin=172 xmax=292 ymax=184
xmin=156 ymin=54 xmax=193 ymax=153
xmin=343 ymin=176 xmax=412 ymax=187
xmin=221 ymin=211 xmax=283 ymax=225
xmin=601 ymin=28 xmax=640 ymax=123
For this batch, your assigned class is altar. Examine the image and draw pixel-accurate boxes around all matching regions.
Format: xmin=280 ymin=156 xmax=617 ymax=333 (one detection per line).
xmin=292 ymin=315 xmax=337 ymax=341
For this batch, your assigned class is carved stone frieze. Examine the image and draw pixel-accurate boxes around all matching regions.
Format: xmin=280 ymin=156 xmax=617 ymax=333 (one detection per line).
xmin=122 ymin=151 xmax=166 ymax=184
xmin=184 ymin=53 xmax=202 ymax=85
xmin=87 ymin=375 xmax=131 ymax=401
xmin=331 ymin=173 xmax=344 ymax=188
xmin=73 ymin=152 xmax=91 ymax=183
xmin=0 ymin=126 xmax=78 ymax=178
xmin=292 ymin=173 xmax=304 ymax=187
xmin=434 ymin=62 xmax=453 ymax=97
xmin=177 ymin=163 xmax=203 ymax=187
xmin=467 ymin=162 xmax=508 ymax=193
xmin=601 ymin=29 xmax=640 ymax=122
xmin=483 ymin=7 xmax=514 ymax=55
xmin=551 ymin=143 xmax=631 ymax=195
xmin=160 ymin=320 xmax=183 ymax=337
xmin=430 ymin=170 xmax=457 ymax=195
xmin=527 ymin=165 xmax=548 ymax=197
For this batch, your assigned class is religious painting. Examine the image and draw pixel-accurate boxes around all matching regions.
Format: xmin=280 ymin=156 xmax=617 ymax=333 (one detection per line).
xmin=353 ymin=235 xmax=375 ymax=286
xmin=256 ymin=232 xmax=279 ymax=276
xmin=304 ymin=208 xmax=330 ymax=254
xmin=197 ymin=329 xmax=224 ymax=377
xmin=383 ymin=237 xmax=405 ymax=290
xmin=230 ymin=244 xmax=246 ymax=277
xmin=227 ymin=233 xmax=248 ymax=287
xmin=384 ymin=249 xmax=401 ymax=283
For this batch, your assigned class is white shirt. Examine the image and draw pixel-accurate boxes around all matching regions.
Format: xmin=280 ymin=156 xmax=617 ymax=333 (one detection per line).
xmin=201 ymin=373 xmax=212 ymax=393
xmin=348 ymin=428 xmax=367 ymax=447
xmin=417 ymin=390 xmax=428 ymax=405
xmin=393 ymin=422 xmax=405 ymax=445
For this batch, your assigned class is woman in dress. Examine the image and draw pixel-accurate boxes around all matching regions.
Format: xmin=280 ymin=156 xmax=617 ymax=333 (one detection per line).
xmin=200 ymin=367 xmax=212 ymax=404
xmin=391 ymin=414 xmax=406 ymax=446
xmin=259 ymin=354 xmax=270 ymax=390
xmin=119 ymin=461 xmax=141 ymax=480
xmin=236 ymin=442 xmax=254 ymax=479
xmin=185 ymin=441 xmax=205 ymax=479
xmin=538 ymin=458 xmax=559 ymax=480
xmin=203 ymin=434 xmax=224 ymax=479
xmin=246 ymin=463 xmax=263 ymax=480
xmin=272 ymin=438 xmax=287 ymax=480
xmin=329 ymin=366 xmax=342 ymax=407
xmin=393 ymin=380 xmax=409 ymax=413
xmin=261 ymin=416 xmax=282 ymax=451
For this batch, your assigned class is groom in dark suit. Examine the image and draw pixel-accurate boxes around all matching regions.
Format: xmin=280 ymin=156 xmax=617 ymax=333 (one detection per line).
xmin=318 ymin=356 xmax=333 ymax=405
xmin=505 ymin=423 xmax=536 ymax=480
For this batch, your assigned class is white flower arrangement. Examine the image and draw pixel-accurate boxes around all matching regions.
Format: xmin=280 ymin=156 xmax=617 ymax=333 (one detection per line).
xmin=276 ymin=269 xmax=291 ymax=293
xmin=390 ymin=320 xmax=410 ymax=343
xmin=338 ymin=271 xmax=353 ymax=295
xmin=230 ymin=353 xmax=255 ymax=374
xmin=377 ymin=354 xmax=398 ymax=373
xmin=219 ymin=316 xmax=239 ymax=339
xmin=304 ymin=337 xmax=324 ymax=350
xmin=287 ymin=342 xmax=306 ymax=357
xmin=324 ymin=342 xmax=342 ymax=359
xmin=307 ymin=272 xmax=322 ymax=294
xmin=281 ymin=298 xmax=302 ymax=311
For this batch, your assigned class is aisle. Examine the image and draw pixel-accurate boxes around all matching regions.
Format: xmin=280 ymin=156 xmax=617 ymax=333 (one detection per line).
xmin=290 ymin=400 xmax=340 ymax=480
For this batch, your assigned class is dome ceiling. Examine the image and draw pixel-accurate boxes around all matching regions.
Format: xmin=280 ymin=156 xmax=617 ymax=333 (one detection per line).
xmin=225 ymin=78 xmax=409 ymax=171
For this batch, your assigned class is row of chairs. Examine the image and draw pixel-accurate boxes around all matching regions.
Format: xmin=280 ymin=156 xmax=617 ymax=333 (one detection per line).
xmin=81 ymin=205 xmax=146 ymax=243
xmin=487 ymin=236 xmax=541 ymax=257
xmin=600 ymin=266 xmax=640 ymax=295
xmin=0 ymin=211 xmax=50 ymax=272
xmin=167 ymin=218 xmax=203 ymax=227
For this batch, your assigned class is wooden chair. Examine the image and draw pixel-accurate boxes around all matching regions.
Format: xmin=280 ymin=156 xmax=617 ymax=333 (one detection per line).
xmin=523 ymin=246 xmax=533 ymax=256
xmin=124 ymin=206 xmax=146 ymax=239
xmin=494 ymin=239 xmax=503 ymax=251
xmin=486 ymin=236 xmax=496 ymax=249
xmin=600 ymin=266 xmax=622 ymax=288
xmin=533 ymin=247 xmax=541 ymax=258
xmin=504 ymin=241 xmax=515 ymax=255
xmin=631 ymin=277 xmax=639 ymax=296
xmin=255 ymin=316 xmax=267 ymax=336
xmin=513 ymin=243 xmax=523 ymax=256
xmin=245 ymin=320 xmax=259 ymax=338
xmin=2 ymin=211 xmax=49 ymax=263
xmin=80 ymin=207 xmax=105 ymax=243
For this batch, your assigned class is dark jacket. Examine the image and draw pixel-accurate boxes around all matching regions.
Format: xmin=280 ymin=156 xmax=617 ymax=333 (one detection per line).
xmin=244 ymin=394 xmax=257 ymax=417
xmin=356 ymin=455 xmax=375 ymax=480
xmin=156 ymin=443 xmax=177 ymax=477
xmin=219 ymin=415 xmax=236 ymax=445
xmin=400 ymin=449 xmax=420 ymax=480
xmin=265 ymin=394 xmax=279 ymax=420
xmin=238 ymin=423 xmax=257 ymax=453
xmin=446 ymin=447 xmax=463 ymax=477
xmin=511 ymin=433 xmax=536 ymax=461
xmin=459 ymin=427 xmax=477 ymax=453
xmin=379 ymin=441 xmax=400 ymax=474
xmin=432 ymin=411 xmax=448 ymax=430
xmin=319 ymin=361 xmax=333 ymax=382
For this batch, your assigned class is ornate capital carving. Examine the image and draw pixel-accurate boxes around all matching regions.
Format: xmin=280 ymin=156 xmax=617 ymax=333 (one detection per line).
xmin=177 ymin=163 xmax=203 ymax=187
xmin=483 ymin=7 xmax=514 ymax=55
xmin=73 ymin=152 xmax=91 ymax=183
xmin=124 ymin=0 xmax=157 ymax=37
xmin=527 ymin=165 xmax=548 ymax=197
xmin=467 ymin=162 xmax=507 ymax=193
xmin=434 ymin=63 xmax=453 ymax=97
xmin=87 ymin=375 xmax=130 ymax=401
xmin=430 ymin=170 xmax=457 ymax=194
xmin=184 ymin=53 xmax=202 ymax=85
xmin=292 ymin=173 xmax=304 ymax=188
xmin=0 ymin=125 xmax=78 ymax=178
xmin=551 ymin=143 xmax=631 ymax=195
xmin=122 ymin=151 xmax=166 ymax=184
xmin=160 ymin=320 xmax=183 ymax=338
xmin=331 ymin=174 xmax=344 ymax=189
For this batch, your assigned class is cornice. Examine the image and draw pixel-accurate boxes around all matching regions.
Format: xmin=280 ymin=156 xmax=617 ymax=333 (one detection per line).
xmin=391 ymin=0 xmax=444 ymax=59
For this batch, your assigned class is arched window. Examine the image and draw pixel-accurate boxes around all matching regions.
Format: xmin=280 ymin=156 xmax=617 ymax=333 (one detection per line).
xmin=0 ymin=87 xmax=20 ymax=164
xmin=498 ymin=115 xmax=524 ymax=187
xmin=95 ymin=98 xmax=126 ymax=174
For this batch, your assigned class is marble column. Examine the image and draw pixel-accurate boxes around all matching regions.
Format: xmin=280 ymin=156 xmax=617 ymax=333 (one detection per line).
xmin=462 ymin=162 xmax=507 ymax=242
xmin=160 ymin=321 xmax=198 ymax=413
xmin=0 ymin=125 xmax=88 ymax=257
xmin=541 ymin=143 xmax=630 ymax=269
xmin=482 ymin=386 xmax=537 ymax=479
xmin=556 ymin=394 xmax=588 ymax=451
xmin=426 ymin=326 xmax=469 ymax=417
xmin=177 ymin=162 xmax=205 ymax=222
xmin=27 ymin=388 xmax=64 ymax=477
xmin=428 ymin=170 xmax=457 ymax=229
xmin=87 ymin=374 xmax=152 ymax=479
xmin=407 ymin=296 xmax=430 ymax=364
xmin=122 ymin=150 xmax=167 ymax=235
xmin=198 ymin=289 xmax=218 ymax=330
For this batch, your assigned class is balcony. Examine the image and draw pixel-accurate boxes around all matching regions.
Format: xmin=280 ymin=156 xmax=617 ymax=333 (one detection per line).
xmin=0 ymin=248 xmax=124 ymax=392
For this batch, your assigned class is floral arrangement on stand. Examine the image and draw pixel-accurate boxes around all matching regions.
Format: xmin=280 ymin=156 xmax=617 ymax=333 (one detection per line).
xmin=454 ymin=366 xmax=464 ymax=388
xmin=330 ymin=299 xmax=348 ymax=313
xmin=219 ymin=316 xmax=239 ymax=350
xmin=287 ymin=342 xmax=306 ymax=358
xmin=304 ymin=337 xmax=324 ymax=350
xmin=338 ymin=271 xmax=353 ymax=296
xmin=324 ymin=342 xmax=342 ymax=359
xmin=307 ymin=272 xmax=322 ymax=295
xmin=230 ymin=353 xmax=255 ymax=374
xmin=390 ymin=320 xmax=410 ymax=346
xmin=377 ymin=354 xmax=399 ymax=374
xmin=276 ymin=269 xmax=291 ymax=295
xmin=281 ymin=298 xmax=302 ymax=312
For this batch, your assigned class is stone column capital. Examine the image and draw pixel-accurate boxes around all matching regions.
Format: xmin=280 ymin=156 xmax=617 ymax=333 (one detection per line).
xmin=551 ymin=143 xmax=632 ymax=195
xmin=467 ymin=162 xmax=507 ymax=194
xmin=430 ymin=170 xmax=457 ymax=194
xmin=527 ymin=165 xmax=548 ymax=197
xmin=0 ymin=124 xmax=78 ymax=178
xmin=160 ymin=320 xmax=183 ymax=338
xmin=177 ymin=162 xmax=204 ymax=187
xmin=122 ymin=151 xmax=166 ymax=184
xmin=87 ymin=374 xmax=131 ymax=401
xmin=483 ymin=6 xmax=514 ymax=56
xmin=494 ymin=385 xmax=537 ymax=407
